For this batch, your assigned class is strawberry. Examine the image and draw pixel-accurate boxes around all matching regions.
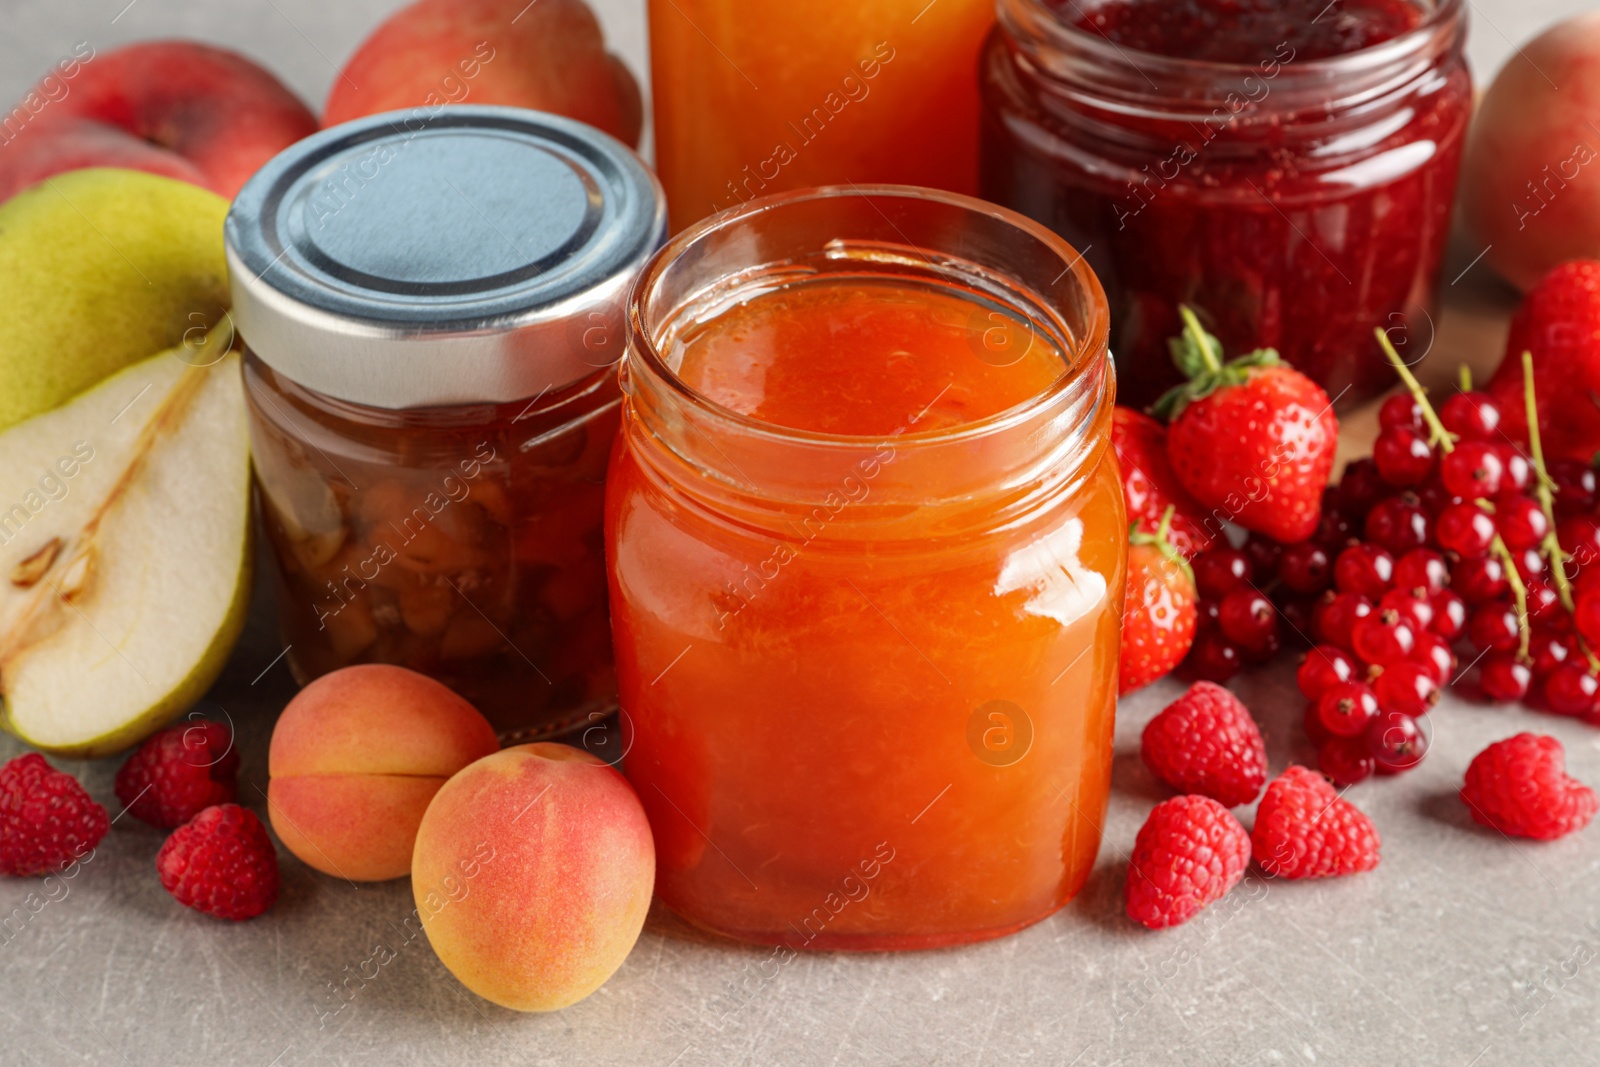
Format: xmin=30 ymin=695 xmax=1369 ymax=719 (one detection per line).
xmin=1111 ymin=406 xmax=1216 ymax=557
xmin=1488 ymin=260 xmax=1600 ymax=462
xmin=1119 ymin=508 xmax=1198 ymax=694
xmin=1157 ymin=306 xmax=1338 ymax=544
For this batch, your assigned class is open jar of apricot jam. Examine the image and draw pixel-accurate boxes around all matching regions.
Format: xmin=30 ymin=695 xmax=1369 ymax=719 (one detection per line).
xmin=980 ymin=0 xmax=1471 ymax=407
xmin=609 ymin=186 xmax=1123 ymax=949
xmin=225 ymin=106 xmax=665 ymax=741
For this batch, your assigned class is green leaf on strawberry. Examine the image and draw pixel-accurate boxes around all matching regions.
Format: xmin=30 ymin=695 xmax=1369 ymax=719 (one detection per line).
xmin=1152 ymin=306 xmax=1282 ymax=422
xmin=1154 ymin=305 xmax=1338 ymax=545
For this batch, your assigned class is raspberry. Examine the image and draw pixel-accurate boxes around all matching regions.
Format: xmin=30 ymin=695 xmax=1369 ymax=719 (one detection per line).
xmin=1141 ymin=681 xmax=1268 ymax=807
xmin=115 ymin=720 xmax=239 ymax=829
xmin=1460 ymin=734 xmax=1597 ymax=841
xmin=157 ymin=804 xmax=279 ymax=920
xmin=1125 ymin=795 xmax=1250 ymax=930
xmin=1252 ymin=766 xmax=1381 ymax=879
xmin=0 ymin=753 xmax=109 ymax=876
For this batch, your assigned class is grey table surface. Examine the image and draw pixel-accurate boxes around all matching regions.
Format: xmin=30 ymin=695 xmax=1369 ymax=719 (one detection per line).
xmin=3 ymin=1 xmax=1600 ymax=1065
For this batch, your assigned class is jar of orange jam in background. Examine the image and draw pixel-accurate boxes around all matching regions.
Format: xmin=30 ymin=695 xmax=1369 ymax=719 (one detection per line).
xmin=609 ymin=187 xmax=1123 ymax=949
xmin=647 ymin=0 xmax=995 ymax=230
xmin=224 ymin=107 xmax=665 ymax=741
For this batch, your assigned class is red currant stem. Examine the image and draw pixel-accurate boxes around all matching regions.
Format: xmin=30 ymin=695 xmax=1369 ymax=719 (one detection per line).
xmin=1519 ymin=351 xmax=1559 ymax=496
xmin=1375 ymin=329 xmax=1457 ymax=451
xmin=1459 ymin=364 xmax=1472 ymax=393
xmin=1518 ymin=351 xmax=1599 ymax=670
xmin=1488 ymin=537 xmax=1533 ymax=662
xmin=1179 ymin=305 xmax=1223 ymax=375
xmin=1378 ymin=329 xmax=1533 ymax=660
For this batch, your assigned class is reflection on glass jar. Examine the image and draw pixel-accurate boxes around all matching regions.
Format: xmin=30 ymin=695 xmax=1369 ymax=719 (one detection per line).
xmin=980 ymin=0 xmax=1471 ymax=406
xmin=226 ymin=106 xmax=664 ymax=740
xmin=610 ymin=187 xmax=1124 ymax=950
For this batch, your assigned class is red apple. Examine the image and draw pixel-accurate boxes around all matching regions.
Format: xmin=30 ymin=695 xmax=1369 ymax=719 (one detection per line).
xmin=0 ymin=40 xmax=317 ymax=205
xmin=322 ymin=0 xmax=642 ymax=148
xmin=1461 ymin=12 xmax=1600 ymax=291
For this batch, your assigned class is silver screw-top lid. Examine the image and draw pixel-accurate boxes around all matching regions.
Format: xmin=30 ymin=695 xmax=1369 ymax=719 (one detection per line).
xmin=225 ymin=106 xmax=665 ymax=409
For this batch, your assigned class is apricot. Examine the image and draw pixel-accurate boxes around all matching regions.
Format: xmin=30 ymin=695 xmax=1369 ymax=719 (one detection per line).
xmin=268 ymin=665 xmax=499 ymax=881
xmin=411 ymin=743 xmax=654 ymax=1011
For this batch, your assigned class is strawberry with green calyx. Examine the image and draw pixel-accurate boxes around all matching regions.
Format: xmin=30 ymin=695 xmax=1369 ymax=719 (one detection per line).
xmin=1156 ymin=307 xmax=1337 ymax=544
xmin=1119 ymin=507 xmax=1199 ymax=695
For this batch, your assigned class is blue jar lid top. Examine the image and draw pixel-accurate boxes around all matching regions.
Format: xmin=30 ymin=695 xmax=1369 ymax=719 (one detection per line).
xmin=226 ymin=105 xmax=665 ymax=409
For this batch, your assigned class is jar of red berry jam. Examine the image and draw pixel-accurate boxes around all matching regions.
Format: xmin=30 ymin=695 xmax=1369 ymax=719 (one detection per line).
xmin=224 ymin=106 xmax=665 ymax=741
xmin=980 ymin=0 xmax=1471 ymax=407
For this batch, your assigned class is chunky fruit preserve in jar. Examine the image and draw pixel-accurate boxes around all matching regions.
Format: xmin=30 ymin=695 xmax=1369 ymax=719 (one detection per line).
xmin=225 ymin=107 xmax=664 ymax=740
xmin=610 ymin=187 xmax=1124 ymax=949
xmin=648 ymin=0 xmax=995 ymax=230
xmin=981 ymin=0 xmax=1471 ymax=406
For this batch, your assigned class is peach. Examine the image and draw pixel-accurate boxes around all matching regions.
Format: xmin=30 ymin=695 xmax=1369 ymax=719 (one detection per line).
xmin=321 ymin=0 xmax=642 ymax=148
xmin=1461 ymin=12 xmax=1600 ymax=290
xmin=411 ymin=743 xmax=654 ymax=1011
xmin=0 ymin=41 xmax=318 ymax=204
xmin=268 ymin=665 xmax=499 ymax=881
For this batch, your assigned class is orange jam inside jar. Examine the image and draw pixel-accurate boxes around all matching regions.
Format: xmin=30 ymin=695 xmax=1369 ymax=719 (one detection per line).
xmin=609 ymin=187 xmax=1124 ymax=949
xmin=647 ymin=0 xmax=995 ymax=230
xmin=225 ymin=107 xmax=664 ymax=740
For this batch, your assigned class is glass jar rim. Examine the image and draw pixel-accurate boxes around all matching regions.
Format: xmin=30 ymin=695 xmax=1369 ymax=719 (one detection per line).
xmin=624 ymin=184 xmax=1110 ymax=454
xmin=997 ymin=0 xmax=1465 ymax=114
xmin=1001 ymin=0 xmax=1464 ymax=73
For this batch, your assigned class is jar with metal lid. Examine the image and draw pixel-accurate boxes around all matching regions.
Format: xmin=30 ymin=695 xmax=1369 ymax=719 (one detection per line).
xmin=225 ymin=105 xmax=665 ymax=741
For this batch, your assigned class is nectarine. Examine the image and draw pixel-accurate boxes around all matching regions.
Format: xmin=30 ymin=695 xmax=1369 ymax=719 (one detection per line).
xmin=1461 ymin=12 xmax=1600 ymax=290
xmin=0 ymin=40 xmax=317 ymax=204
xmin=411 ymin=743 xmax=654 ymax=1011
xmin=267 ymin=665 xmax=499 ymax=882
xmin=321 ymin=0 xmax=642 ymax=148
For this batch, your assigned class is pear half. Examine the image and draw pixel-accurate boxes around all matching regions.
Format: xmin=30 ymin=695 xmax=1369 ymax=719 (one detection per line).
xmin=0 ymin=335 xmax=251 ymax=757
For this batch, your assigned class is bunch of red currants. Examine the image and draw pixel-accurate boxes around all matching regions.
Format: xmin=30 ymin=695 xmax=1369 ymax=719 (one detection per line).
xmin=1183 ymin=378 xmax=1600 ymax=786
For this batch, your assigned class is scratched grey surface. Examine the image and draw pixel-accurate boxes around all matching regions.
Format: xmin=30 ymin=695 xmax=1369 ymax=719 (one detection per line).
xmin=4 ymin=1 xmax=1600 ymax=1065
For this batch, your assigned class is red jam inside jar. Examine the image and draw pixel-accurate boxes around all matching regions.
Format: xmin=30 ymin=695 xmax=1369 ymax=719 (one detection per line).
xmin=1073 ymin=0 xmax=1423 ymax=63
xmin=981 ymin=0 xmax=1471 ymax=406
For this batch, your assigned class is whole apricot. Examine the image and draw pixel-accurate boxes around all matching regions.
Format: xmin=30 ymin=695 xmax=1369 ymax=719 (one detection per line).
xmin=267 ymin=665 xmax=499 ymax=881
xmin=411 ymin=743 xmax=654 ymax=1011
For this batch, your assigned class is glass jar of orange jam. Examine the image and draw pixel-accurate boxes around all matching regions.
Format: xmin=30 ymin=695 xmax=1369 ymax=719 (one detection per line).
xmin=610 ymin=186 xmax=1124 ymax=949
xmin=225 ymin=107 xmax=664 ymax=740
xmin=647 ymin=0 xmax=995 ymax=230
